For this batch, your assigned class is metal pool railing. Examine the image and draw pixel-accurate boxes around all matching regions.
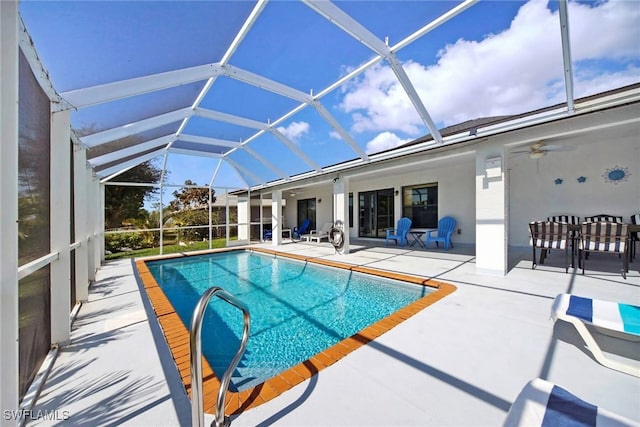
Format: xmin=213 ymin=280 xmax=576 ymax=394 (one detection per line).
xmin=190 ymin=287 xmax=250 ymax=427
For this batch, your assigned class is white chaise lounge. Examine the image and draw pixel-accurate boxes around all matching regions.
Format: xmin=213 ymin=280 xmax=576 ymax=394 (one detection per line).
xmin=551 ymin=293 xmax=640 ymax=377
xmin=504 ymin=378 xmax=637 ymax=426
xmin=302 ymin=222 xmax=333 ymax=243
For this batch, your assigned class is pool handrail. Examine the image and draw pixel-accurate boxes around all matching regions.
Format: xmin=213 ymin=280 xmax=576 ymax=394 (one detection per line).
xmin=190 ymin=286 xmax=251 ymax=427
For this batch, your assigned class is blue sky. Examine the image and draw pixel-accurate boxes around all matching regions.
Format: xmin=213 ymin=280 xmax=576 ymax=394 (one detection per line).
xmin=19 ymin=0 xmax=640 ymax=193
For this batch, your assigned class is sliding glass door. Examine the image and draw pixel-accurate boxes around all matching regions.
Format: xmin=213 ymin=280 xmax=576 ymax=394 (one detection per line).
xmin=358 ymin=189 xmax=394 ymax=238
xmin=297 ymin=198 xmax=316 ymax=231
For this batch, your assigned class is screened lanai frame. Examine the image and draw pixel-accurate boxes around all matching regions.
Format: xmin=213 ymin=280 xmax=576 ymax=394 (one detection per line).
xmin=58 ymin=0 xmax=584 ymax=254
xmin=53 ymin=0 xmax=581 ymax=191
xmin=2 ymin=0 xmax=639 ymax=421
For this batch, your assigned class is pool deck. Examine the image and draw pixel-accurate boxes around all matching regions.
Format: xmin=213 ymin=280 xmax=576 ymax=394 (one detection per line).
xmin=28 ymin=241 xmax=640 ymax=426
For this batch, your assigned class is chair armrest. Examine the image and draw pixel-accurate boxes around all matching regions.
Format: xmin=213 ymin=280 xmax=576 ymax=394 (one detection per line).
xmin=427 ymin=229 xmax=438 ymax=236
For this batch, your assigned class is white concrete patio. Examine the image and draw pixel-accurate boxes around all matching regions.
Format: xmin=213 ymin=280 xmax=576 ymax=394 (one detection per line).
xmin=28 ymin=242 xmax=640 ymax=426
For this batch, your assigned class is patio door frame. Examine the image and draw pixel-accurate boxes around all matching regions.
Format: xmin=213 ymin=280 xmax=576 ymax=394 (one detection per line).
xmin=358 ymin=188 xmax=395 ymax=239
xmin=297 ymin=198 xmax=316 ymax=230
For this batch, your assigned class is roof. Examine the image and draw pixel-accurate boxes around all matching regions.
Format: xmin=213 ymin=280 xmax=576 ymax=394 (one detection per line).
xmin=18 ymin=0 xmax=640 ymax=189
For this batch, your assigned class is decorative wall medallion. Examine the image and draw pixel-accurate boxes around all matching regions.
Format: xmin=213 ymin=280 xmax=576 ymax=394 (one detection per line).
xmin=554 ymin=178 xmax=563 ymax=185
xmin=603 ymin=166 xmax=630 ymax=184
xmin=577 ymin=176 xmax=586 ymax=183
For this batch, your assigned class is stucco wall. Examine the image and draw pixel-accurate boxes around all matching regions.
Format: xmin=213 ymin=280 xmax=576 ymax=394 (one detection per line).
xmin=508 ymin=129 xmax=640 ymax=246
xmin=347 ymin=159 xmax=477 ymax=245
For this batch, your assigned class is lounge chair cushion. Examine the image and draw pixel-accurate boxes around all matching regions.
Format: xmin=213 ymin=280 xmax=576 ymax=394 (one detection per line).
xmin=552 ymin=294 xmax=640 ymax=337
xmin=504 ymin=378 xmax=637 ymax=426
xmin=551 ymin=294 xmax=640 ymax=377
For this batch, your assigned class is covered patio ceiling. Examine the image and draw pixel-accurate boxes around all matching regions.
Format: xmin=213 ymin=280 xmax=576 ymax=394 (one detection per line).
xmin=19 ymin=0 xmax=640 ymax=189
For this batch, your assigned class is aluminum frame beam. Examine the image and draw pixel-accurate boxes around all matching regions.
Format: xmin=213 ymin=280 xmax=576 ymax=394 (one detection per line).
xmin=96 ymin=148 xmax=166 ymax=179
xmin=61 ymin=63 xmax=222 ymax=109
xmin=386 ymin=52 xmax=443 ymax=143
xmin=81 ymin=108 xmax=193 ymax=147
xmin=225 ymin=157 xmax=263 ymax=185
xmin=74 ymin=0 xmax=480 ymax=185
xmin=168 ymin=147 xmax=225 ymax=159
xmin=89 ymin=134 xmax=176 ymax=167
xmin=177 ymin=0 xmax=268 ymax=136
xmin=312 ymin=100 xmax=368 ymax=161
xmin=194 ymin=107 xmax=269 ymax=130
xmin=241 ymin=145 xmax=288 ymax=180
xmin=304 ymin=0 xmax=390 ymax=56
xmin=558 ymin=0 xmax=575 ymax=114
xmin=270 ymin=128 xmax=322 ymax=172
xmin=178 ymin=134 xmax=241 ymax=148
xmin=220 ymin=64 xmax=312 ymax=103
xmin=305 ymin=0 xmax=443 ymax=143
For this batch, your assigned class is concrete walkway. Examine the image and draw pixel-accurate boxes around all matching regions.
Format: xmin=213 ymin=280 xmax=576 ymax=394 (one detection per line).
xmin=29 ymin=242 xmax=640 ymax=426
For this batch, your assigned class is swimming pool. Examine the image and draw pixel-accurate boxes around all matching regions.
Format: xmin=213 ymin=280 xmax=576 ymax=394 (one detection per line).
xmin=137 ymin=248 xmax=456 ymax=414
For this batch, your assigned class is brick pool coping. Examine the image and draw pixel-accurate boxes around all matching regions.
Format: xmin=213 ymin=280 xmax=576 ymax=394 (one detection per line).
xmin=135 ymin=247 xmax=457 ymax=417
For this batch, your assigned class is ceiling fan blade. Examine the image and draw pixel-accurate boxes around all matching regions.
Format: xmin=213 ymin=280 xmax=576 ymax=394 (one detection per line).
xmin=542 ymin=144 xmax=574 ymax=152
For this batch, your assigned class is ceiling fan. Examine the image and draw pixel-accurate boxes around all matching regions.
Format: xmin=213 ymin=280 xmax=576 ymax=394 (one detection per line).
xmin=513 ymin=141 xmax=573 ymax=159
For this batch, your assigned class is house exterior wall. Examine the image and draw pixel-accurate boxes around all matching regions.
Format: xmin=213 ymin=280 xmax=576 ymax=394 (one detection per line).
xmin=283 ymin=187 xmax=334 ymax=230
xmin=343 ymin=159 xmax=477 ymax=244
xmin=508 ymin=126 xmax=640 ymax=246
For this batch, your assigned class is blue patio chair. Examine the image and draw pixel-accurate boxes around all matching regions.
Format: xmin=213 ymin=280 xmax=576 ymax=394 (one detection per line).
xmin=425 ymin=216 xmax=456 ymax=250
xmin=293 ymin=218 xmax=311 ymax=239
xmin=385 ymin=217 xmax=412 ymax=246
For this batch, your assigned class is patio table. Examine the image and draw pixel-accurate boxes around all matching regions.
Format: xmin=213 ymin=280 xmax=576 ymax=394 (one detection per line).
xmin=408 ymin=230 xmax=426 ymax=248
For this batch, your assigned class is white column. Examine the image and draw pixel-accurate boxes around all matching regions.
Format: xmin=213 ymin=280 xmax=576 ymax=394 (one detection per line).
xmin=271 ymin=190 xmax=283 ymax=246
xmin=50 ymin=110 xmax=71 ymax=344
xmin=333 ymin=176 xmax=350 ymax=254
xmin=237 ymin=196 xmax=249 ymax=242
xmin=0 ymin=1 xmax=20 ymax=421
xmin=99 ymin=183 xmax=105 ymax=263
xmin=73 ymin=142 xmax=89 ymax=302
xmin=86 ymin=170 xmax=96 ymax=282
xmin=475 ymin=149 xmax=508 ymax=275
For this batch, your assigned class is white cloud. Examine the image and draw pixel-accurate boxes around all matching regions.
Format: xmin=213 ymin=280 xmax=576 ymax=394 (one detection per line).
xmin=365 ymin=132 xmax=411 ymax=154
xmin=339 ymin=0 xmax=640 ymax=132
xmin=329 ymin=130 xmax=342 ymax=140
xmin=276 ymin=121 xmax=310 ymax=142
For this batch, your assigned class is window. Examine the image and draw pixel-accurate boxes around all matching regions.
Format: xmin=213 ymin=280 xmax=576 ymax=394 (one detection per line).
xmin=402 ymin=183 xmax=438 ymax=228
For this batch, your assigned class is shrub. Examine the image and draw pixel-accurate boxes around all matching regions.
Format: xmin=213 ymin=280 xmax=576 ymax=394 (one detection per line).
xmin=105 ymin=232 xmax=145 ymax=252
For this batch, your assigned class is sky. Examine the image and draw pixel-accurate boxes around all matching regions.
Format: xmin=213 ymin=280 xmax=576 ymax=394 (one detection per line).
xmin=19 ymin=0 xmax=640 ymax=194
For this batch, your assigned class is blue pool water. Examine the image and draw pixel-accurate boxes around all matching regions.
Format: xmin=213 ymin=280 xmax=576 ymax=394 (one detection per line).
xmin=146 ymin=251 xmax=431 ymax=391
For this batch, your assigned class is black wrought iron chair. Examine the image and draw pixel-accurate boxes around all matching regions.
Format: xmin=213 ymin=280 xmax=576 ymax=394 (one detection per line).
xmin=547 ymin=215 xmax=580 ymax=264
xmin=579 ymin=221 xmax=629 ymax=279
xmin=583 ymin=215 xmax=623 ymax=260
xmin=529 ymin=221 xmax=570 ymax=273
xmin=630 ymin=214 xmax=639 ymax=262
xmin=584 ymin=214 xmax=623 ymax=223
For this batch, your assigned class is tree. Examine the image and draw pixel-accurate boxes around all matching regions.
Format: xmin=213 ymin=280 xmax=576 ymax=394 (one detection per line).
xmin=168 ymin=181 xmax=216 ymax=241
xmin=74 ymin=125 xmax=165 ymax=230
xmin=168 ymin=180 xmax=213 ymax=211
xmin=104 ymin=162 xmax=163 ymax=229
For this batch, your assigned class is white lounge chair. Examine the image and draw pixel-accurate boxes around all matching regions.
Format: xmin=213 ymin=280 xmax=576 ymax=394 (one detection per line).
xmin=302 ymin=222 xmax=333 ymax=243
xmin=504 ymin=378 xmax=637 ymax=426
xmin=551 ymin=293 xmax=640 ymax=377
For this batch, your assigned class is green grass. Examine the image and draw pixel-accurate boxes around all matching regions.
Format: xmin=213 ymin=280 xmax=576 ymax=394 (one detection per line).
xmin=105 ymin=238 xmax=228 ymax=260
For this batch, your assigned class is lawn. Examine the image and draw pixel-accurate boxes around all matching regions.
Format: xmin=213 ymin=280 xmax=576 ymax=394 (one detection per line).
xmin=105 ymin=238 xmax=228 ymax=260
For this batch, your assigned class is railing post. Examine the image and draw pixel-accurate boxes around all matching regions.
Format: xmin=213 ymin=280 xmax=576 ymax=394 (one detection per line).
xmin=190 ymin=287 xmax=250 ymax=427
